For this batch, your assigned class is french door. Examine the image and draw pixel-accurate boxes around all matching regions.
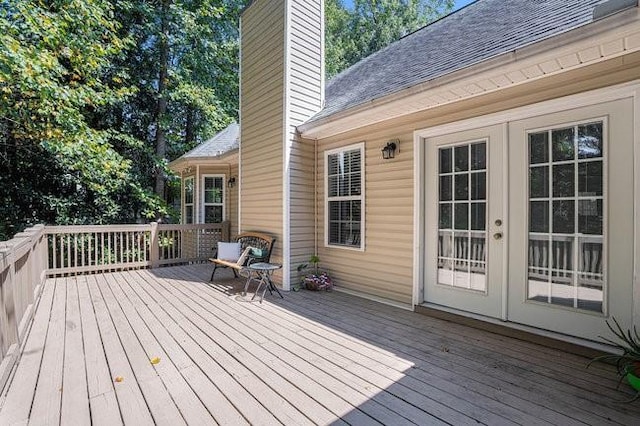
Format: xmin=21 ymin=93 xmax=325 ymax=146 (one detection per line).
xmin=423 ymin=98 xmax=635 ymax=342
xmin=507 ymin=98 xmax=634 ymax=341
xmin=424 ymin=125 xmax=506 ymax=319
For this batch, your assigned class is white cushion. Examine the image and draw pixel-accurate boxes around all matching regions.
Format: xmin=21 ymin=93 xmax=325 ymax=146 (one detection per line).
xmin=217 ymin=242 xmax=241 ymax=262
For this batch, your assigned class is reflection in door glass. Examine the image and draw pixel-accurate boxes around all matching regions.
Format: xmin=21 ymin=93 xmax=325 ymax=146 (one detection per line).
xmin=438 ymin=142 xmax=487 ymax=291
xmin=527 ymin=122 xmax=604 ymax=313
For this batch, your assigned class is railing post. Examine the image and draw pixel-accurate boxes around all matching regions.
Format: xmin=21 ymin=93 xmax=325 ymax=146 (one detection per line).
xmin=0 ymin=244 xmax=19 ymax=355
xmin=222 ymin=221 xmax=231 ymax=242
xmin=150 ymin=222 xmax=159 ymax=268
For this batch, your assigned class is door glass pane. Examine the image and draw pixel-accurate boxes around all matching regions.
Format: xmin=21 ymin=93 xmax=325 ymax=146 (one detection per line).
xmin=578 ymin=162 xmax=602 ymax=196
xmin=578 ymin=123 xmax=603 ymax=159
xmin=440 ymin=176 xmax=452 ymax=201
xmin=529 ymin=167 xmax=548 ymax=198
xmin=470 ymin=143 xmax=486 ymax=170
xmin=529 ymin=132 xmax=548 ymax=164
xmin=552 ymin=200 xmax=574 ymax=233
xmin=455 ymin=174 xmax=468 ymax=200
xmin=529 ymin=201 xmax=548 ymax=233
xmin=470 ymin=203 xmax=485 ymax=230
xmin=454 ymin=203 xmax=468 ymax=230
xmin=438 ymin=142 xmax=486 ymax=292
xmin=552 ymin=164 xmax=574 ymax=197
xmin=439 ymin=203 xmax=452 ymax=229
xmin=552 ymin=127 xmax=574 ymax=162
xmin=527 ymin=122 xmax=604 ymax=313
xmin=578 ymin=199 xmax=603 ymax=235
xmin=454 ymin=146 xmax=468 ymax=171
xmin=470 ymin=172 xmax=486 ymax=200
xmin=440 ymin=148 xmax=452 ymax=174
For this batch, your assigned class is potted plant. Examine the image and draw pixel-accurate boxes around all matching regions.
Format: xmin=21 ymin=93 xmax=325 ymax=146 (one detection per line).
xmin=296 ymin=255 xmax=332 ymax=291
xmin=589 ymin=317 xmax=640 ymax=399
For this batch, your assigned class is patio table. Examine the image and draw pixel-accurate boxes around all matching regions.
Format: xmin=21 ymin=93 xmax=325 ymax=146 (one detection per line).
xmin=244 ymin=262 xmax=283 ymax=302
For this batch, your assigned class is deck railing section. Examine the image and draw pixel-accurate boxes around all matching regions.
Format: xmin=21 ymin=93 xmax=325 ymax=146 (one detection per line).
xmin=0 ymin=225 xmax=47 ymax=392
xmin=46 ymin=221 xmax=230 ymax=276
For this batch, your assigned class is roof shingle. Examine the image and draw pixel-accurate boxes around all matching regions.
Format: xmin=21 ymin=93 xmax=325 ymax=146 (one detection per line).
xmin=310 ymin=0 xmax=603 ymax=123
xmin=180 ymin=122 xmax=239 ymax=159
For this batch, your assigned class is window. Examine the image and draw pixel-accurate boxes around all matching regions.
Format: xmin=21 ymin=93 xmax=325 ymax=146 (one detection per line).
xmin=527 ymin=120 xmax=605 ymax=312
xmin=184 ymin=177 xmax=194 ymax=224
xmin=202 ymin=175 xmax=224 ymax=223
xmin=325 ymin=143 xmax=364 ymax=249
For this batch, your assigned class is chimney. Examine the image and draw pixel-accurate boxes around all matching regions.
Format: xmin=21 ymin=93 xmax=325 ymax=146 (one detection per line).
xmin=239 ymin=0 xmax=324 ymax=290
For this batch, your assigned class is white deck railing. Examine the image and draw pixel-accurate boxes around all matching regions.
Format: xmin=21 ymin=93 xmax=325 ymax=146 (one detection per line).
xmin=0 ymin=221 xmax=230 ymax=392
xmin=0 ymin=225 xmax=48 ymax=391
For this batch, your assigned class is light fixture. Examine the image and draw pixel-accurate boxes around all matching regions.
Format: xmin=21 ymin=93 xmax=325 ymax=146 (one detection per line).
xmin=382 ymin=140 xmax=398 ymax=160
xmin=227 ymin=176 xmax=236 ymax=188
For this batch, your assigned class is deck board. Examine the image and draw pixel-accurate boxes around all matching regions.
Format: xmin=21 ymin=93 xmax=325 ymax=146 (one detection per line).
xmin=77 ymin=275 xmax=123 ymax=426
xmin=60 ymin=275 xmax=90 ymax=426
xmin=2 ymin=264 xmax=640 ymax=425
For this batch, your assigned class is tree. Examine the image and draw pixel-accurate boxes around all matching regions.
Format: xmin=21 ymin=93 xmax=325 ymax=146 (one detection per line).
xmin=325 ymin=0 xmax=454 ymax=79
xmin=107 ymin=0 xmax=245 ymax=203
xmin=0 ymin=0 xmax=167 ymax=239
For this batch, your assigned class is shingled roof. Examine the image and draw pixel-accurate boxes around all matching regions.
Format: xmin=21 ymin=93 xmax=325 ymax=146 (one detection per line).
xmin=308 ymin=0 xmax=607 ymax=124
xmin=180 ymin=122 xmax=239 ymax=159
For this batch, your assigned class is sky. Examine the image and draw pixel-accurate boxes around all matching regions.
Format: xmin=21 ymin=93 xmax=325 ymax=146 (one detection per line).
xmin=342 ymin=0 xmax=476 ymax=12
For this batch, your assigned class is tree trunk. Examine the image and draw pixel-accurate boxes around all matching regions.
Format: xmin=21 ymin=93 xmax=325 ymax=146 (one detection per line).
xmin=185 ymin=105 xmax=195 ymax=146
xmin=154 ymin=0 xmax=170 ymax=199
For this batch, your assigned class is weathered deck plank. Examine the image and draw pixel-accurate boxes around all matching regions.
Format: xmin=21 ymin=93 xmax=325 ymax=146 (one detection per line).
xmin=77 ymin=275 xmax=123 ymax=426
xmin=60 ymin=275 xmax=91 ymax=425
xmin=1 ymin=264 xmax=640 ymax=426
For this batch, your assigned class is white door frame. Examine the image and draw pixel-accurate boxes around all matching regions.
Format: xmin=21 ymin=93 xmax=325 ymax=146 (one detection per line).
xmin=413 ymin=80 xmax=640 ymax=333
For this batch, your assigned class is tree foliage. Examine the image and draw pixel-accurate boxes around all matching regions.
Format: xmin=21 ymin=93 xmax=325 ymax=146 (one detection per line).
xmin=0 ymin=0 xmax=244 ymax=239
xmin=0 ymin=0 xmax=166 ymax=239
xmin=325 ymin=0 xmax=454 ymax=78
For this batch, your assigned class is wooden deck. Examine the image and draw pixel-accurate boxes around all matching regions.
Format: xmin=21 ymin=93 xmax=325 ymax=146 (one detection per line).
xmin=1 ymin=265 xmax=639 ymax=425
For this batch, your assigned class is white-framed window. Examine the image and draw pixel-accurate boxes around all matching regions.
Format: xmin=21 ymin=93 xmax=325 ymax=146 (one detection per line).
xmin=183 ymin=176 xmax=194 ymax=224
xmin=182 ymin=176 xmax=195 ymax=224
xmin=201 ymin=174 xmax=225 ymax=223
xmin=325 ymin=143 xmax=364 ymax=250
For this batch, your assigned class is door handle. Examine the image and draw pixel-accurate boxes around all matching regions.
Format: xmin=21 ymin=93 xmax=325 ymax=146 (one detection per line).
xmin=493 ymin=232 xmax=503 ymax=240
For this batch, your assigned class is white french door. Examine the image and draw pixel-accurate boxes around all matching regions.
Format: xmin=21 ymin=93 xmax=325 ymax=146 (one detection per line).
xmin=421 ymin=97 xmax=635 ymax=342
xmin=424 ymin=125 xmax=506 ymax=319
xmin=507 ymin=98 xmax=635 ymax=341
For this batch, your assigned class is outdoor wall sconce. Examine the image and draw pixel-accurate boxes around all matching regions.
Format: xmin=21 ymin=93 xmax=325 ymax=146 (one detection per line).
xmin=382 ymin=140 xmax=399 ymax=160
xmin=227 ymin=176 xmax=236 ymax=188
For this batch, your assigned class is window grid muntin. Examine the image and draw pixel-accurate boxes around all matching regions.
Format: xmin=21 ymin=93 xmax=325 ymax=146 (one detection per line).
xmin=527 ymin=120 xmax=605 ymax=313
xmin=326 ymin=144 xmax=364 ymax=249
xmin=437 ymin=141 xmax=487 ymax=291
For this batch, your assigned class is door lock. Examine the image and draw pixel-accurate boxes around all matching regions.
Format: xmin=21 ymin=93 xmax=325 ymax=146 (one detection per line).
xmin=494 ymin=219 xmax=503 ymax=226
xmin=493 ymin=232 xmax=503 ymax=240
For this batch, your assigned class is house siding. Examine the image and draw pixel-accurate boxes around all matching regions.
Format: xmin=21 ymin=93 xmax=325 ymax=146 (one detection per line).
xmin=240 ymin=0 xmax=286 ymax=270
xmin=287 ymin=0 xmax=323 ymax=283
xmin=313 ymin=57 xmax=640 ymax=306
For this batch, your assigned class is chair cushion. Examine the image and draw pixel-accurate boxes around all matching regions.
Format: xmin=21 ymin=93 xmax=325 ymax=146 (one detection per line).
xmin=217 ymin=242 xmax=241 ymax=262
xmin=251 ymin=247 xmax=267 ymax=257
